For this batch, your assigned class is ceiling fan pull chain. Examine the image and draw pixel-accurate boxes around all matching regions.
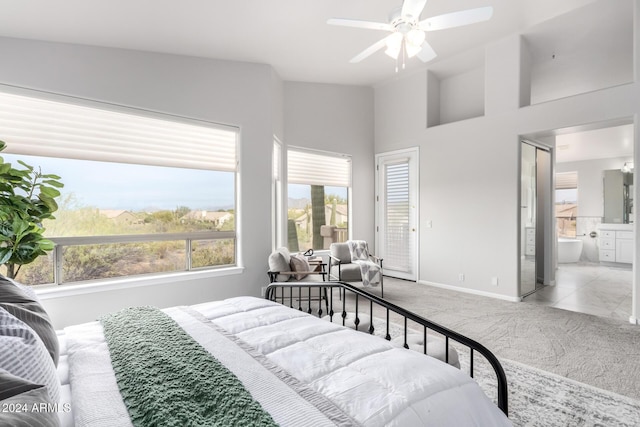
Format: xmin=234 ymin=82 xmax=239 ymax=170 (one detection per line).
xmin=395 ymin=50 xmax=399 ymax=73
xmin=402 ymin=38 xmax=407 ymax=70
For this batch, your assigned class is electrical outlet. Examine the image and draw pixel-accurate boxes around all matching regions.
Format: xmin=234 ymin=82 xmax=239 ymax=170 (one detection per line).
xmin=491 ymin=277 xmax=499 ymax=286
xmin=261 ymin=286 xmax=267 ymax=297
xmin=458 ymin=273 xmax=465 ymax=281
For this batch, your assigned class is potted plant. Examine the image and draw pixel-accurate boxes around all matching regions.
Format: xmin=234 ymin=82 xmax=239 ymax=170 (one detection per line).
xmin=0 ymin=140 xmax=63 ymax=280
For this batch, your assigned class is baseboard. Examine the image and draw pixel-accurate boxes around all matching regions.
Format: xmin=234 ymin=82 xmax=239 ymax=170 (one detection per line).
xmin=417 ymin=280 xmax=522 ymax=302
xmin=629 ymin=316 xmax=639 ymax=325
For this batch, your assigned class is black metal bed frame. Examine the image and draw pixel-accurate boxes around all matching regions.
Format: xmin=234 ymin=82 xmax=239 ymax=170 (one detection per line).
xmin=265 ymin=281 xmax=508 ymax=417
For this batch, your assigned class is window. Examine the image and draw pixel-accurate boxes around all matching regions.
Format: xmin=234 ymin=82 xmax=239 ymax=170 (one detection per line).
xmin=556 ymin=171 xmax=578 ymax=238
xmin=0 ymin=90 xmax=238 ymax=286
xmin=287 ymin=148 xmax=351 ymax=251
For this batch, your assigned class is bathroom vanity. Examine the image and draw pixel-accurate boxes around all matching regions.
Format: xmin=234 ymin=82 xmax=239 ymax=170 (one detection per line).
xmin=597 ymin=223 xmax=634 ymax=264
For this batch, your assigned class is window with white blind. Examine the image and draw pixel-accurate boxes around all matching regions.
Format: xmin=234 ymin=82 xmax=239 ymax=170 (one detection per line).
xmin=287 ymin=148 xmax=351 ymax=251
xmin=0 ymin=89 xmax=238 ymax=286
xmin=555 ymin=171 xmax=578 ymax=238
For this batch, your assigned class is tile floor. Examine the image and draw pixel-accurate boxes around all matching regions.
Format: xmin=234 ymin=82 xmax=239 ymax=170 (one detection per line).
xmin=523 ymin=262 xmax=633 ymax=321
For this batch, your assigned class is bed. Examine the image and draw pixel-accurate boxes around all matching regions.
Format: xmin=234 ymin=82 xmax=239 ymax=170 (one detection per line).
xmin=1 ymin=278 xmax=511 ymax=426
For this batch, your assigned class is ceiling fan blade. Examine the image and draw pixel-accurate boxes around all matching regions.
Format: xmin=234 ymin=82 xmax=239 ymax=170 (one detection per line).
xmin=401 ymin=0 xmax=428 ymax=19
xmin=416 ymin=41 xmax=437 ymax=62
xmin=327 ymin=18 xmax=392 ymax=31
xmin=419 ymin=6 xmax=493 ymax=32
xmin=349 ymin=36 xmax=390 ymax=63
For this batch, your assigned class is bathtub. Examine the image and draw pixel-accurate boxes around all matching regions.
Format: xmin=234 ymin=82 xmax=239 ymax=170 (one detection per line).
xmin=557 ymin=237 xmax=583 ymax=263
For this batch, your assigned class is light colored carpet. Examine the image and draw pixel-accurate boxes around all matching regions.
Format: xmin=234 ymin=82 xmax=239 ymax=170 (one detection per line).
xmin=358 ymin=278 xmax=640 ymax=401
xmin=471 ymin=356 xmax=640 ymax=427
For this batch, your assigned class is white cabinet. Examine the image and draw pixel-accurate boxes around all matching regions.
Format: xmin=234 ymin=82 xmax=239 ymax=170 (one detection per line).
xmin=615 ymin=231 xmax=634 ymax=263
xmin=598 ymin=225 xmax=633 ymax=264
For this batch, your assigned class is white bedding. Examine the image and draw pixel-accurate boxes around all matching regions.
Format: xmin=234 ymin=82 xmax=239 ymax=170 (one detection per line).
xmin=59 ymin=296 xmax=511 ymax=426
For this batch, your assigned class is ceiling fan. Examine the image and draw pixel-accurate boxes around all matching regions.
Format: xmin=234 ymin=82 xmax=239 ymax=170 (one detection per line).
xmin=327 ymin=0 xmax=493 ymax=70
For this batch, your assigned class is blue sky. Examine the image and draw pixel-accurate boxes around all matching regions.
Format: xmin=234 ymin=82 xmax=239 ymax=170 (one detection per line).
xmin=3 ymin=154 xmax=235 ymax=211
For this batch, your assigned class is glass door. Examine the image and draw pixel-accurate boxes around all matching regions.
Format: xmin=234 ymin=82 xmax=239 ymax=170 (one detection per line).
xmin=520 ymin=141 xmax=552 ymax=296
xmin=520 ymin=143 xmax=537 ymax=295
xmin=376 ymin=148 xmax=419 ymax=281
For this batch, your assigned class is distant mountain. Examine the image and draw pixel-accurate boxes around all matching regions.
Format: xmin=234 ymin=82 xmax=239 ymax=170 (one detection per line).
xmin=288 ymin=198 xmax=310 ymax=209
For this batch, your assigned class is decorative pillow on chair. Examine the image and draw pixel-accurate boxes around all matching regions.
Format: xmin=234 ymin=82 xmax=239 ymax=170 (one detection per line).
xmin=0 ymin=307 xmax=60 ymax=404
xmin=289 ymin=254 xmax=311 ymax=280
xmin=0 ymin=275 xmax=59 ymax=366
xmin=268 ymin=251 xmax=291 ymax=282
xmin=347 ymin=240 xmax=370 ymax=262
xmin=276 ymin=247 xmax=292 ymax=265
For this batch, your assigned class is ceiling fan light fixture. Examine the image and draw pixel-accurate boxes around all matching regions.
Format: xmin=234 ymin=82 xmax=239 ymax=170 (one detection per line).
xmin=405 ymin=41 xmax=422 ymax=58
xmin=406 ymin=29 xmax=425 ymax=47
xmin=384 ymin=32 xmax=403 ymax=59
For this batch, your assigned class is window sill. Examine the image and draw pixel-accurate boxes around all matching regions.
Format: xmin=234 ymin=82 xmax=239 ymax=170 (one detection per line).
xmin=35 ymin=267 xmax=244 ymax=300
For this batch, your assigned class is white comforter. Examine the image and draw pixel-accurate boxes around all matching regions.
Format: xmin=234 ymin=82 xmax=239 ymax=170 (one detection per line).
xmin=60 ymin=296 xmax=511 ymax=427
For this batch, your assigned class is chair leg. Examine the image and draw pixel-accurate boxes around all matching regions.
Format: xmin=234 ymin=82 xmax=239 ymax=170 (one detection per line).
xmin=323 ymin=287 xmax=329 ymax=315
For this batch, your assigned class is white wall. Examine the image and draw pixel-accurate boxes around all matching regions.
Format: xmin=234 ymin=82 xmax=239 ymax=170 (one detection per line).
xmin=0 ymin=38 xmax=374 ymax=328
xmin=374 ymin=2 xmax=640 ymax=308
xmin=283 ymin=82 xmax=375 ymax=244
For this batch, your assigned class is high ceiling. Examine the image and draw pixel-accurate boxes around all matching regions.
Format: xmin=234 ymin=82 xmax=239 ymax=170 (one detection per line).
xmin=0 ymin=0 xmax=597 ymax=86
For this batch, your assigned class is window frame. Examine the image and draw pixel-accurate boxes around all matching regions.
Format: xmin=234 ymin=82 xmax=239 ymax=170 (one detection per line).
xmin=0 ymin=86 xmax=240 ymax=288
xmin=285 ymin=146 xmax=352 ymax=252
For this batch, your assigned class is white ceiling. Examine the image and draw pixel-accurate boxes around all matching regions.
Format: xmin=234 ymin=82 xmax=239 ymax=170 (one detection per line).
xmin=555 ymin=124 xmax=634 ymax=164
xmin=0 ymin=0 xmax=598 ymax=87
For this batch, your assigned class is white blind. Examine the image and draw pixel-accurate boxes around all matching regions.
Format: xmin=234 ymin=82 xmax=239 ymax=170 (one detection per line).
xmin=384 ymin=160 xmax=412 ymax=272
xmin=556 ymin=171 xmax=578 ymax=189
xmin=287 ymin=148 xmax=351 ymax=187
xmin=0 ymin=91 xmax=237 ymax=171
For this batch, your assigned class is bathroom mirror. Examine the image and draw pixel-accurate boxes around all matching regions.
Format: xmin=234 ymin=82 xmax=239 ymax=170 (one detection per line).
xmin=603 ymin=169 xmax=633 ymax=223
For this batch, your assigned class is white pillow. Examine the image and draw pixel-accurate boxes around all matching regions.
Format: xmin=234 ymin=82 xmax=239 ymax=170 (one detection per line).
xmin=0 ymin=307 xmax=60 ymax=404
xmin=0 ymin=370 xmax=59 ymax=427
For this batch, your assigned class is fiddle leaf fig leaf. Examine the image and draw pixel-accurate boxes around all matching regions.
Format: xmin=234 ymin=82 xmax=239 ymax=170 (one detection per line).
xmin=43 ymin=179 xmax=64 ymax=188
xmin=0 ymin=247 xmax=12 ymax=265
xmin=42 ymin=173 xmax=62 ymax=180
xmin=39 ymin=185 xmax=61 ymax=199
xmin=16 ymin=160 xmax=34 ymax=171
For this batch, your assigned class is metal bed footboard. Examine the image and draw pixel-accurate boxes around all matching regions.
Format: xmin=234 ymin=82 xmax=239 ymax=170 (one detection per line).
xmin=265 ymin=281 xmax=508 ymax=416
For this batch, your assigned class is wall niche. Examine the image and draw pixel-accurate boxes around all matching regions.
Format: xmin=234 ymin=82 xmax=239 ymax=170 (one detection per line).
xmin=426 ymin=52 xmax=485 ymax=127
xmin=521 ymin=0 xmax=634 ymax=106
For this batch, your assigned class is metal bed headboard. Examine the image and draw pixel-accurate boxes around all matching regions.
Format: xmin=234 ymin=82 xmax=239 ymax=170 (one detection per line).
xmin=265 ymin=281 xmax=508 ymax=417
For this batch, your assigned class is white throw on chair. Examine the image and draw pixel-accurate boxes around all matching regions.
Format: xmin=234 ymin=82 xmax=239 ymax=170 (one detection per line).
xmin=329 ymin=240 xmax=384 ymax=297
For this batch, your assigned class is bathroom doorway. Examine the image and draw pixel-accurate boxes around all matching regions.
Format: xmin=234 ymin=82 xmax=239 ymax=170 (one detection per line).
xmin=521 ymin=120 xmax=635 ymax=321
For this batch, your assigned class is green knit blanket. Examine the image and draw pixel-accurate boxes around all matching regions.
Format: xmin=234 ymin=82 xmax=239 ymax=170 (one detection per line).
xmin=100 ymin=306 xmax=278 ymax=427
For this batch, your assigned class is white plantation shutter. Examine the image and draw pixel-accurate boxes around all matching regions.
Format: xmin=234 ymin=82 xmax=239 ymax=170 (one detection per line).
xmin=287 ymin=148 xmax=351 ymax=187
xmin=0 ymin=90 xmax=237 ymax=172
xmin=384 ymin=159 xmax=412 ymax=272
